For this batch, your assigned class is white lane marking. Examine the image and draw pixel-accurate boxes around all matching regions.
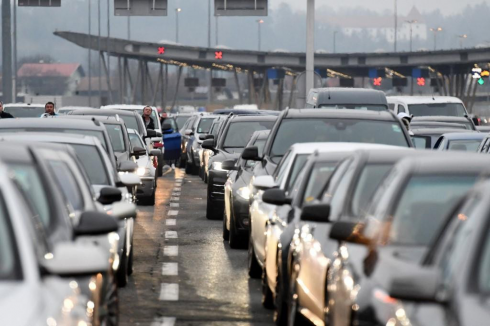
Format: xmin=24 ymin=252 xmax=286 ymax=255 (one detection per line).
xmin=166 ymin=219 xmax=176 ymax=226
xmin=168 ymin=210 xmax=179 ymax=216
xmin=151 ymin=317 xmax=176 ymax=326
xmin=170 ymin=197 xmax=180 ymax=202
xmin=173 ymin=187 xmax=181 ymax=191
xmin=172 ymin=192 xmax=181 ymax=196
xmin=162 ymin=262 xmax=178 ymax=276
xmin=165 ymin=231 xmax=178 ymax=239
xmin=159 ymin=283 xmax=179 ymax=301
xmin=164 ymin=246 xmax=178 ymax=256
xmin=170 ymin=203 xmax=179 ymax=208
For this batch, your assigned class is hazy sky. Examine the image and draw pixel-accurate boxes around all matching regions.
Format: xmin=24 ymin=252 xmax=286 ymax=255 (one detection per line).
xmin=273 ymin=0 xmax=490 ymax=15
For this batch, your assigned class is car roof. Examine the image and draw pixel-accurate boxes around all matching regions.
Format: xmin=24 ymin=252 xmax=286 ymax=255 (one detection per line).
xmin=399 ymin=154 xmax=490 ymax=173
xmin=387 ymin=96 xmax=464 ymax=104
xmin=101 ymin=104 xmax=157 ymax=111
xmin=0 ymin=142 xmax=34 ymax=163
xmin=0 ymin=117 xmax=105 ymax=130
xmin=228 ymin=115 xmax=277 ymax=122
xmin=213 ymin=109 xmax=279 ymax=116
xmin=3 ymin=103 xmax=44 ymax=107
xmin=412 ymin=116 xmax=470 ymax=122
xmin=289 ymin=142 xmax=400 ymax=155
xmin=311 ymin=87 xmax=388 ymax=105
xmin=72 ymin=108 xmax=138 ymax=117
xmin=285 ymin=108 xmax=397 ymax=121
xmin=59 ymin=106 xmax=94 ymax=111
xmin=440 ymin=132 xmax=486 ymax=140
xmin=0 ymin=132 xmax=101 ymax=146
xmin=58 ymin=115 xmax=125 ymax=125
xmin=411 ymin=128 xmax=472 ymax=136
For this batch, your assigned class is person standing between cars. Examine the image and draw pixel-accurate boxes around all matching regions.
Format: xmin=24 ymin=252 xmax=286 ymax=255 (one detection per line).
xmin=398 ymin=112 xmax=414 ymax=136
xmin=142 ymin=106 xmax=155 ymax=130
xmin=0 ymin=102 xmax=14 ymax=119
xmin=41 ymin=101 xmax=58 ymax=117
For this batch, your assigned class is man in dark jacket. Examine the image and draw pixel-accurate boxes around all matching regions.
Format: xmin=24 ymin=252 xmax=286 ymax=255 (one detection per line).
xmin=142 ymin=106 xmax=155 ymax=130
xmin=0 ymin=102 xmax=14 ymax=119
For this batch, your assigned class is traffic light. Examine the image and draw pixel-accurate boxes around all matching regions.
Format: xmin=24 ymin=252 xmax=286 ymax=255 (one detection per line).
xmin=417 ymin=78 xmax=426 ymax=86
xmin=373 ymin=77 xmax=382 ymax=86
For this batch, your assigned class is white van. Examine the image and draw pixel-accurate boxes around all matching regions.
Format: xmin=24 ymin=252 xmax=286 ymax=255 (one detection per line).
xmin=387 ymin=96 xmax=469 ymax=117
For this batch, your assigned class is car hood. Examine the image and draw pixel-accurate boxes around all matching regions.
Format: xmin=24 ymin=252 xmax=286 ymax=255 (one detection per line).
xmin=209 ymin=151 xmax=240 ymax=165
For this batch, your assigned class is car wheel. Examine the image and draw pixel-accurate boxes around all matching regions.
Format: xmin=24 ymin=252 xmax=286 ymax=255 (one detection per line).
xmin=274 ymin=252 xmax=288 ymax=326
xmin=185 ymin=160 xmax=193 ymax=174
xmin=262 ymin=266 xmax=275 ymax=309
xmin=157 ymin=154 xmax=164 ymax=177
xmin=229 ymin=211 xmax=245 ymax=249
xmin=287 ymin=263 xmax=303 ymax=326
xmin=206 ymin=181 xmax=220 ymax=220
xmin=199 ymin=166 xmax=204 ymax=180
xmin=116 ymin=245 xmax=128 ymax=288
xmin=204 ymin=170 xmax=208 ymax=183
xmin=248 ymin=236 xmax=262 ymax=279
xmin=101 ymin=279 xmax=119 ymax=326
xmin=222 ymin=209 xmax=230 ymax=241
xmin=127 ymin=243 xmax=134 ymax=276
xmin=148 ymin=189 xmax=156 ymax=205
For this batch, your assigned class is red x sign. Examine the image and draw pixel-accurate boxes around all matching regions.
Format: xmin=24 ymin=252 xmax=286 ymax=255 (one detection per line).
xmin=158 ymin=47 xmax=165 ymax=55
xmin=373 ymin=77 xmax=382 ymax=86
xmin=215 ymin=51 xmax=223 ymax=60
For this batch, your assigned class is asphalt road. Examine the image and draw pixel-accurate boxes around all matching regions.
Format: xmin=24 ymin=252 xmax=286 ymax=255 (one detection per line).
xmin=119 ymin=168 xmax=273 ymax=326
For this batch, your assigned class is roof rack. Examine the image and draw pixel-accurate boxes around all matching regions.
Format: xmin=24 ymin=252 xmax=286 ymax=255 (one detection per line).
xmin=91 ymin=117 xmax=101 ymax=126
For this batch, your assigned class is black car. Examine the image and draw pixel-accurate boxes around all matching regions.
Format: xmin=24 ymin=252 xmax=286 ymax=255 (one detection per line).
xmin=203 ymin=115 xmax=277 ymax=220
xmin=411 ymin=128 xmax=475 ymax=149
xmin=243 ymin=108 xmax=413 ymax=184
xmin=385 ymin=179 xmax=490 ymax=326
xmin=306 ymin=87 xmax=388 ymax=111
xmin=411 ymin=116 xmax=476 ymax=130
xmin=223 ymin=130 xmax=270 ymax=248
xmin=326 ymin=154 xmax=490 ymax=326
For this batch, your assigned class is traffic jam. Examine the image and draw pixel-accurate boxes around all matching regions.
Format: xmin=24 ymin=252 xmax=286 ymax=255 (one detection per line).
xmin=1 ymin=88 xmax=489 ymax=326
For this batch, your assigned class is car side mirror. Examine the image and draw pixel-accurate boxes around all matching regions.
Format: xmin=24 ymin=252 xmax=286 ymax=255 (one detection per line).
xmin=388 ymin=266 xmax=443 ymax=303
xmin=132 ymin=146 xmax=147 ymax=158
xmin=300 ymin=204 xmax=331 ymax=222
xmin=118 ymin=173 xmax=142 ymax=187
xmin=149 ymin=149 xmax=161 ymax=156
xmin=118 ymin=160 xmax=138 ymax=173
xmin=329 ymin=221 xmax=370 ymax=245
xmin=184 ymin=129 xmax=194 ymax=136
xmin=253 ymin=175 xmax=277 ymax=190
xmin=202 ymin=139 xmax=215 ymax=150
xmin=222 ymin=159 xmax=238 ymax=170
xmin=74 ymin=211 xmax=119 ymax=236
xmin=262 ymin=188 xmax=292 ymax=206
xmin=41 ymin=242 xmax=108 ymax=277
xmin=109 ymin=202 xmax=137 ymax=220
xmin=242 ymin=146 xmax=261 ymax=161
xmin=146 ymin=129 xmax=163 ymax=138
xmin=98 ymin=187 xmax=122 ymax=205
xmin=199 ymin=134 xmax=214 ymax=141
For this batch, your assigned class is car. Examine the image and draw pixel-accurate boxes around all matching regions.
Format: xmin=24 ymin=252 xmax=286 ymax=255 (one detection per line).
xmin=0 ymin=162 xmax=112 ymax=326
xmin=128 ymin=128 xmax=160 ymax=205
xmin=262 ymin=147 xmax=415 ymax=324
xmin=306 ymin=87 xmax=388 ymax=110
xmin=174 ymin=113 xmax=196 ymax=131
xmin=387 ymin=96 xmax=469 ymax=117
xmin=203 ymin=115 xmax=277 ymax=220
xmin=434 ymin=132 xmax=486 ymax=151
xmin=213 ymin=109 xmax=280 ymax=116
xmin=223 ymin=130 xmax=270 ymax=248
xmin=411 ymin=116 xmax=476 ymax=130
xmin=180 ymin=113 xmax=218 ymax=175
xmin=477 ymin=125 xmax=490 ymax=132
xmin=160 ymin=114 xmax=181 ymax=164
xmin=384 ymin=179 xmax=490 ymax=326
xmin=325 ymin=154 xmax=490 ymax=326
xmin=242 ymin=109 xmax=413 ymax=195
xmin=410 ymin=128 xmax=474 ymax=149
xmin=201 ymin=115 xmax=228 ymax=182
xmin=58 ymin=106 xmax=94 ymax=114
xmin=476 ymin=132 xmax=490 ymax=154
xmin=3 ymin=103 xmax=45 ymax=117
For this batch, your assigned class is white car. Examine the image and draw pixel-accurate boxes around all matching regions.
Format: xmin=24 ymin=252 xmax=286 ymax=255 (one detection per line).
xmin=3 ymin=103 xmax=45 ymax=118
xmin=387 ymin=96 xmax=469 ymax=117
xmin=102 ymin=104 xmax=162 ymax=131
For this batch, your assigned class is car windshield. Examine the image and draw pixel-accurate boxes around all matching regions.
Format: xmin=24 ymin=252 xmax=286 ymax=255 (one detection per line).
xmin=270 ymin=119 xmax=408 ymax=163
xmin=303 ymin=162 xmax=338 ymax=204
xmin=161 ymin=117 xmax=178 ymax=131
xmin=129 ymin=133 xmax=145 ymax=148
xmin=284 ymin=154 xmax=309 ymax=192
xmin=197 ymin=117 xmax=216 ymax=134
xmin=0 ymin=195 xmax=21 ymax=281
xmin=104 ymin=124 xmax=126 ymax=152
xmin=351 ymin=164 xmax=392 ymax=217
xmin=176 ymin=116 xmax=191 ymax=130
xmin=47 ymin=160 xmax=84 ymax=211
xmin=318 ymin=104 xmax=387 ymax=111
xmin=70 ymin=144 xmax=110 ymax=185
xmin=389 ymin=174 xmax=478 ymax=246
xmin=222 ymin=121 xmax=274 ymax=153
xmin=411 ymin=136 xmax=430 ymax=149
xmin=8 ymin=164 xmax=52 ymax=230
xmin=448 ymin=140 xmax=482 ymax=152
xmin=408 ymin=103 xmax=467 ymax=117
xmin=120 ymin=116 xmax=140 ymax=132
xmin=4 ymin=106 xmax=45 ymax=118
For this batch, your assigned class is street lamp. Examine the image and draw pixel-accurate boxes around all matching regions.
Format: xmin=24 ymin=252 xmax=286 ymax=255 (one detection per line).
xmin=457 ymin=34 xmax=468 ymax=49
xmin=175 ymin=8 xmax=182 ymax=43
xmin=257 ymin=19 xmax=264 ymax=51
xmin=429 ymin=27 xmax=443 ymax=51
xmin=405 ymin=20 xmax=417 ymax=52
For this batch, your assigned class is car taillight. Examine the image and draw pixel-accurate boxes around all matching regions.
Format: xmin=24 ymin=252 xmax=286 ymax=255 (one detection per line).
xmin=153 ymin=156 xmax=158 ymax=168
xmin=153 ymin=142 xmax=164 ymax=148
xmin=478 ymin=118 xmax=482 ymax=126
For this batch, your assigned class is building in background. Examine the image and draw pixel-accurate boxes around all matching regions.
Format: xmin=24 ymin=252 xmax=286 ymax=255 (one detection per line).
xmin=18 ymin=63 xmax=84 ymax=96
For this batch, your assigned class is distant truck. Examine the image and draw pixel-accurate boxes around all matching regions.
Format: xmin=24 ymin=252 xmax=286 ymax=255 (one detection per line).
xmin=305 ymin=87 xmax=388 ymax=111
xmin=387 ymin=96 xmax=469 ymax=117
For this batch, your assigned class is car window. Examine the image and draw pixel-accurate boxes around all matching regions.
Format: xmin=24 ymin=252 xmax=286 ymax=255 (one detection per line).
xmin=397 ymin=105 xmax=406 ymax=113
xmin=302 ymin=162 xmax=338 ymax=206
xmin=120 ymin=115 xmax=140 ymax=132
xmin=104 ymin=124 xmax=126 ymax=152
xmin=161 ymin=117 xmax=178 ymax=131
xmin=320 ymin=159 xmax=353 ymax=203
xmin=129 ymin=133 xmax=146 ymax=149
xmin=8 ymin=164 xmax=52 ymax=230
xmin=388 ymin=174 xmax=478 ymax=246
xmin=47 ymin=160 xmax=84 ymax=211
xmin=285 ymin=154 xmax=309 ymax=194
xmin=0 ymin=192 xmax=22 ymax=281
xmin=197 ymin=117 xmax=216 ymax=134
xmin=176 ymin=116 xmax=191 ymax=130
xmin=273 ymin=150 xmax=292 ymax=183
xmin=408 ymin=103 xmax=466 ymax=117
xmin=4 ymin=106 xmax=45 ymax=117
xmin=388 ymin=103 xmax=395 ymax=111
xmin=447 ymin=140 xmax=482 ymax=152
xmin=70 ymin=144 xmax=110 ymax=185
xmin=222 ymin=121 xmax=274 ymax=153
xmin=411 ymin=136 xmax=429 ymax=149
xmin=270 ymin=119 xmax=408 ymax=163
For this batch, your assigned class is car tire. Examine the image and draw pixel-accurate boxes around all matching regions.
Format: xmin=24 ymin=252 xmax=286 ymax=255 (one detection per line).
xmin=274 ymin=252 xmax=288 ymax=326
xmin=199 ymin=166 xmax=205 ymax=180
xmin=248 ymin=237 xmax=262 ymax=279
xmin=148 ymin=189 xmax=156 ymax=205
xmin=117 ymin=245 xmax=128 ymax=288
xmin=157 ymin=154 xmax=164 ymax=177
xmin=223 ymin=210 xmax=230 ymax=241
xmin=185 ymin=161 xmax=193 ymax=174
xmin=206 ymin=181 xmax=218 ymax=220
xmin=127 ymin=244 xmax=134 ymax=276
xmin=204 ymin=171 xmax=208 ymax=184
xmin=101 ymin=279 xmax=119 ymax=326
xmin=262 ymin=267 xmax=275 ymax=309
xmin=287 ymin=263 xmax=303 ymax=326
xmin=229 ymin=212 xmax=245 ymax=249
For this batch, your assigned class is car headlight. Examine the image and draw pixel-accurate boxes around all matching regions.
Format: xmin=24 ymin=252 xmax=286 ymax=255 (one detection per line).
xmin=236 ymin=186 xmax=251 ymax=200
xmin=137 ymin=167 xmax=150 ymax=176
xmin=212 ymin=162 xmax=225 ymax=171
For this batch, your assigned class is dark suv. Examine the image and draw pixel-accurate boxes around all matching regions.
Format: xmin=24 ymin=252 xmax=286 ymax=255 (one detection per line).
xmin=242 ymin=108 xmax=413 ymax=179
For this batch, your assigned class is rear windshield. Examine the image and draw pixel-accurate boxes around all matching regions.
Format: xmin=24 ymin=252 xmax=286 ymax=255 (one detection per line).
xmin=176 ymin=116 xmax=191 ymax=130
xmin=70 ymin=144 xmax=110 ymax=185
xmin=222 ymin=121 xmax=274 ymax=153
xmin=161 ymin=117 xmax=178 ymax=131
xmin=104 ymin=124 xmax=126 ymax=152
xmin=4 ymin=106 xmax=45 ymax=118
xmin=448 ymin=140 xmax=482 ymax=152
xmin=271 ymin=119 xmax=409 ymax=163
xmin=318 ymin=104 xmax=387 ymax=111
xmin=197 ymin=117 xmax=216 ymax=134
xmin=408 ymin=103 xmax=467 ymax=117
